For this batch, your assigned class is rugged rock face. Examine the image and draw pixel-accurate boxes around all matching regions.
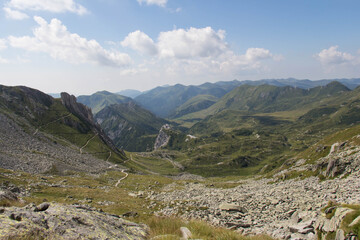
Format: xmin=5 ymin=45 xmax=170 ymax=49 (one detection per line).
xmin=0 ymin=85 xmax=53 ymax=119
xmin=154 ymin=124 xmax=171 ymax=150
xmin=61 ymin=92 xmax=94 ymax=126
xmin=0 ymin=203 xmax=149 ymax=239
xmin=61 ymin=92 xmax=126 ymax=158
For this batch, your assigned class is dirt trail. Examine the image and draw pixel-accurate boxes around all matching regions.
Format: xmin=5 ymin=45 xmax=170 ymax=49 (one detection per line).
xmin=115 ymin=169 xmax=129 ymax=187
xmin=80 ymin=134 xmax=97 ymax=154
xmin=33 ymin=113 xmax=71 ymax=135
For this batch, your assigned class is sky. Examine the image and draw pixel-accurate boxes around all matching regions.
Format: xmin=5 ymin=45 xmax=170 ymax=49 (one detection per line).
xmin=0 ymin=0 xmax=360 ymax=95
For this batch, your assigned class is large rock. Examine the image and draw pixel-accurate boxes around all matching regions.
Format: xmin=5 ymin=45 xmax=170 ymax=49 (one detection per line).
xmin=314 ymin=207 xmax=354 ymax=239
xmin=0 ymin=203 xmax=148 ymax=239
xmin=219 ymin=203 xmax=246 ymax=213
xmin=154 ymin=124 xmax=171 ymax=150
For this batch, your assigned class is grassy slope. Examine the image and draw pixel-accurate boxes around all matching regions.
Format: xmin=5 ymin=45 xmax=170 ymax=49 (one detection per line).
xmin=169 ymin=94 xmax=219 ymax=119
xmin=155 ymin=83 xmax=360 ymax=177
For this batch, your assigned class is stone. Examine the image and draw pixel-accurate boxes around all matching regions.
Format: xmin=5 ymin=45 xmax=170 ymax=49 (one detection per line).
xmin=0 ymin=190 xmax=18 ymax=202
xmin=34 ymin=202 xmax=50 ymax=212
xmin=219 ymin=203 xmax=246 ymax=213
xmin=289 ymin=220 xmax=314 ymax=234
xmin=348 ymin=215 xmax=360 ymax=227
xmin=335 ymin=229 xmax=345 ymax=240
xmin=0 ymin=203 xmax=148 ymax=239
xmin=180 ymin=227 xmax=192 ymax=240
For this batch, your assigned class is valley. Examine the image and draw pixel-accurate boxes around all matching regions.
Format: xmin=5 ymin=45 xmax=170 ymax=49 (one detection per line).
xmin=1 ymin=79 xmax=360 ymax=239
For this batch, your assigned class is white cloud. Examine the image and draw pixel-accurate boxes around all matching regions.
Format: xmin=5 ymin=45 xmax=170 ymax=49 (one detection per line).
xmin=137 ymin=0 xmax=167 ymax=7
xmin=0 ymin=57 xmax=8 ymax=63
xmin=8 ymin=16 xmax=132 ymax=68
xmin=3 ymin=7 xmax=29 ymax=20
xmin=0 ymin=39 xmax=7 ymax=50
xmin=0 ymin=39 xmax=8 ymax=63
xmin=121 ymin=30 xmax=158 ymax=56
xmin=157 ymin=27 xmax=227 ymax=59
xmin=121 ymin=27 xmax=276 ymax=76
xmin=316 ymin=46 xmax=354 ymax=65
xmin=245 ymin=48 xmax=272 ymax=61
xmin=6 ymin=0 xmax=88 ymax=15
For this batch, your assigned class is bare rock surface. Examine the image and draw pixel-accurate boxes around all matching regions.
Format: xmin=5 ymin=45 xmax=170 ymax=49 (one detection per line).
xmin=154 ymin=124 xmax=171 ymax=150
xmin=0 ymin=203 xmax=149 ymax=239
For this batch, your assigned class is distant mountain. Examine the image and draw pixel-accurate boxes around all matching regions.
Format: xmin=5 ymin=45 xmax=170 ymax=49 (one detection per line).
xmin=0 ymin=84 xmax=126 ymax=174
xmin=95 ymin=102 xmax=168 ymax=152
xmin=169 ymin=95 xmax=218 ymax=119
xmin=228 ymin=78 xmax=360 ymax=90
xmin=117 ymin=89 xmax=142 ymax=98
xmin=77 ymin=91 xmax=131 ymax=114
xmin=133 ymin=78 xmax=360 ymax=119
xmin=192 ymin=81 xmax=350 ymax=118
xmin=48 ymin=93 xmax=61 ymax=98
xmin=134 ymin=83 xmax=232 ymax=118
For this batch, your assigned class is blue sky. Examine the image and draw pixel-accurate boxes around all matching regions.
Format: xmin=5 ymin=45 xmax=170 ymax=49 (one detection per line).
xmin=0 ymin=0 xmax=359 ymax=95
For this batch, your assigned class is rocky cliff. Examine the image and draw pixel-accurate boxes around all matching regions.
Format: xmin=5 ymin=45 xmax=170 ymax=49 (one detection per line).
xmin=154 ymin=124 xmax=171 ymax=150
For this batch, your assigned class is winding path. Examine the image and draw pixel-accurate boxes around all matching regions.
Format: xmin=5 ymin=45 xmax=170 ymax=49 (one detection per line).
xmin=115 ymin=169 xmax=129 ymax=187
xmin=106 ymin=151 xmax=112 ymax=161
xmin=80 ymin=134 xmax=98 ymax=154
xmin=33 ymin=113 xmax=71 ymax=135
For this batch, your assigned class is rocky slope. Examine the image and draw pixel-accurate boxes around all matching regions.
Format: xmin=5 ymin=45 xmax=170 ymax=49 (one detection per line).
xmin=0 ymin=202 xmax=148 ymax=239
xmin=146 ymin=144 xmax=360 ymax=239
xmin=0 ymin=112 xmax=114 ymax=174
xmin=0 ymin=84 xmax=126 ymax=174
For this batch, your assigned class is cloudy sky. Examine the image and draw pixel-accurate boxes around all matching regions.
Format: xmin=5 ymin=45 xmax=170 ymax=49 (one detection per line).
xmin=1 ymin=0 xmax=360 ymax=95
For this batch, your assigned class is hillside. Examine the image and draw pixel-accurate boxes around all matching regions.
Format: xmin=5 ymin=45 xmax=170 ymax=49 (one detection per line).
xmin=0 ymin=84 xmax=126 ymax=174
xmin=134 ymin=83 xmax=230 ymax=118
xmin=95 ymin=102 xmax=168 ymax=152
xmin=134 ymin=78 xmax=360 ymax=118
xmin=180 ymin=81 xmax=350 ymax=121
xmin=1 ymin=83 xmax=360 ymax=240
xmin=77 ymin=91 xmax=132 ymax=114
xmin=148 ymin=82 xmax=360 ymax=177
xmin=169 ymin=94 xmax=218 ymax=119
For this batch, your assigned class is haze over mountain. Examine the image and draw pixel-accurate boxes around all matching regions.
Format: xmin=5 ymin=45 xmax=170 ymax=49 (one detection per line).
xmin=134 ymin=78 xmax=360 ymax=118
xmin=117 ymin=89 xmax=142 ymax=99
xmin=77 ymin=91 xmax=132 ymax=114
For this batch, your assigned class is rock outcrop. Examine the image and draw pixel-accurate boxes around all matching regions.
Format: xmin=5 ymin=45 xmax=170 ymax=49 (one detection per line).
xmin=0 ymin=203 xmax=149 ymax=239
xmin=154 ymin=124 xmax=171 ymax=150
